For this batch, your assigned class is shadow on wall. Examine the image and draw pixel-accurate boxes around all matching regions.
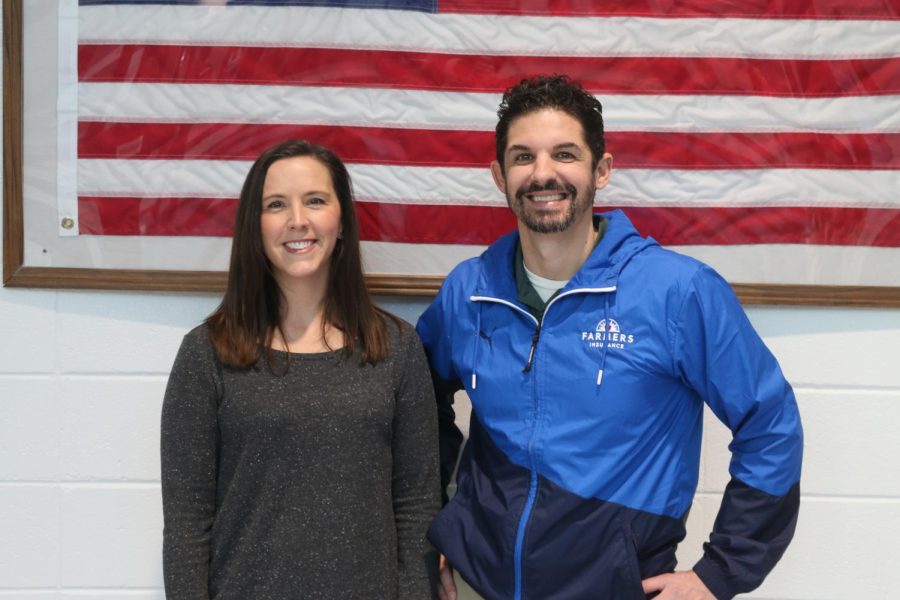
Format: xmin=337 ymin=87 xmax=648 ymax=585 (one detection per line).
xmin=745 ymin=305 xmax=900 ymax=337
xmin=44 ymin=289 xmax=220 ymax=328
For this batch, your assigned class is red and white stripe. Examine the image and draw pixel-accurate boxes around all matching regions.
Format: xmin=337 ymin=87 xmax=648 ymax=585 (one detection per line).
xmin=68 ymin=3 xmax=900 ymax=284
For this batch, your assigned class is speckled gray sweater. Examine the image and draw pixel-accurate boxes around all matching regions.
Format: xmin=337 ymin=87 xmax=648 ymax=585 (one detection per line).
xmin=161 ymin=322 xmax=441 ymax=599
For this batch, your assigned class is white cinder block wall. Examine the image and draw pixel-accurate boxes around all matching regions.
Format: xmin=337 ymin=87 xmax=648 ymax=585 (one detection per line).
xmin=3 ymin=282 xmax=900 ymax=600
xmin=3 ymin=29 xmax=900 ymax=600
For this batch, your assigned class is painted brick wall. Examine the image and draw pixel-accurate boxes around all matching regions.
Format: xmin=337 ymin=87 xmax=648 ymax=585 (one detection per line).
xmin=0 ymin=288 xmax=217 ymax=598
xmin=2 ymin=280 xmax=899 ymax=598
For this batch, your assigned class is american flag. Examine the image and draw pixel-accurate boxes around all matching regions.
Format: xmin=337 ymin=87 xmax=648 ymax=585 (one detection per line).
xmin=69 ymin=0 xmax=900 ymax=285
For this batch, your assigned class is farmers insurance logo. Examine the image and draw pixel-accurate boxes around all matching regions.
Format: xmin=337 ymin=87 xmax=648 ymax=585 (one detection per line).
xmin=581 ymin=318 xmax=635 ymax=350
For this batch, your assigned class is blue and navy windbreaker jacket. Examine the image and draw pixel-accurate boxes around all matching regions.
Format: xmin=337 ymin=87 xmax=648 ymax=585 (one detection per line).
xmin=416 ymin=210 xmax=803 ymax=600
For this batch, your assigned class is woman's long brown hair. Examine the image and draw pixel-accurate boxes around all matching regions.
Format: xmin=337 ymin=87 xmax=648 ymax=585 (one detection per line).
xmin=206 ymin=140 xmax=397 ymax=369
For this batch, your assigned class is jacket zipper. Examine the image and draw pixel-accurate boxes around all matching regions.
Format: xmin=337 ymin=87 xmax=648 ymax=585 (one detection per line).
xmin=513 ymin=470 xmax=539 ymax=600
xmin=471 ymin=286 xmax=616 ymax=600
xmin=523 ymin=324 xmax=542 ymax=372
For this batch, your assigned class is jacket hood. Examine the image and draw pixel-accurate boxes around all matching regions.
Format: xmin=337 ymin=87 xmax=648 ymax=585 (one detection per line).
xmin=474 ymin=209 xmax=658 ymax=297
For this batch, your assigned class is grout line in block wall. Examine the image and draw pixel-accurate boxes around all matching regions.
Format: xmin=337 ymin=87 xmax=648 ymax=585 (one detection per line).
xmin=56 ymin=372 xmax=174 ymax=378
xmin=54 ymin=291 xmax=63 ymax=598
xmin=695 ymin=491 xmax=900 ymax=503
xmin=0 ymin=481 xmax=161 ymax=489
xmin=0 ymin=588 xmax=163 ymax=595
xmin=60 ymin=480 xmax=162 ymax=489
xmin=792 ymin=384 xmax=900 ymax=394
xmin=0 ymin=373 xmax=169 ymax=381
xmin=53 ymin=289 xmax=61 ymax=378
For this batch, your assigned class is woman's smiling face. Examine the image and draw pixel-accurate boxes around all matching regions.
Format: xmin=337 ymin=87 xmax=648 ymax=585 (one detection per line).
xmin=259 ymin=156 xmax=342 ymax=289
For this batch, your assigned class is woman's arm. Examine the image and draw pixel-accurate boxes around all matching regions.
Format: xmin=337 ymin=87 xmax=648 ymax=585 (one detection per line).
xmin=160 ymin=328 xmax=222 ymax=599
xmin=391 ymin=326 xmax=443 ymax=600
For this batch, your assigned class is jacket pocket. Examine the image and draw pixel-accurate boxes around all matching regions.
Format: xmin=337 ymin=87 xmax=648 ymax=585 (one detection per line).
xmin=610 ymin=523 xmax=647 ymax=600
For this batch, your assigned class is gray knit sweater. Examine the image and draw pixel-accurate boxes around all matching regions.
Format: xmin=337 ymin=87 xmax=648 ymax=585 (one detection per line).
xmin=161 ymin=322 xmax=441 ymax=599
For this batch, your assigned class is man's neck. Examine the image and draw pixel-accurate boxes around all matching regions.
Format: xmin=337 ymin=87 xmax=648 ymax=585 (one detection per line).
xmin=519 ymin=218 xmax=597 ymax=281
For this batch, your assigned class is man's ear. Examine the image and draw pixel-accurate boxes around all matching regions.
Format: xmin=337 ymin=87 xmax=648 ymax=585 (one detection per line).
xmin=490 ymin=160 xmax=507 ymax=194
xmin=594 ymin=152 xmax=613 ymax=191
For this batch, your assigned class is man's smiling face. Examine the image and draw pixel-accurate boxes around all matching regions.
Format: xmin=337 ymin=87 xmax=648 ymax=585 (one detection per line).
xmin=492 ymin=108 xmax=611 ymax=235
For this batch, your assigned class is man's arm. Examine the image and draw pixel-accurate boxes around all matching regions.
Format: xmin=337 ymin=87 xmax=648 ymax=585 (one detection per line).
xmin=433 ymin=378 xmax=465 ymax=503
xmin=672 ymin=266 xmax=803 ymax=599
xmin=416 ymin=285 xmax=465 ymax=504
xmin=693 ymin=478 xmax=800 ymax=599
xmin=416 ymin=281 xmax=466 ymax=600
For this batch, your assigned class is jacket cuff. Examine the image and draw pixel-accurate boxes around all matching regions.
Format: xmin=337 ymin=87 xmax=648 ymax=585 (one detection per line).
xmin=693 ymin=556 xmax=736 ymax=600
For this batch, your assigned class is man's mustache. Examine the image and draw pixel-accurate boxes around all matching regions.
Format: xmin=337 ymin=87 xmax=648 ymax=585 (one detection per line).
xmin=515 ymin=180 xmax=578 ymax=201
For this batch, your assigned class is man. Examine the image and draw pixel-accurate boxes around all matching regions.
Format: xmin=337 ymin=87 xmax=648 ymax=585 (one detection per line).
xmin=416 ymin=75 xmax=803 ymax=600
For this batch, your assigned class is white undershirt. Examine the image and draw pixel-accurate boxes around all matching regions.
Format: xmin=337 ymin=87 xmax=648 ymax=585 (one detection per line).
xmin=523 ymin=263 xmax=569 ymax=303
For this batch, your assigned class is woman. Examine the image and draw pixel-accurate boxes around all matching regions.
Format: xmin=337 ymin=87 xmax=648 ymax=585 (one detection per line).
xmin=161 ymin=140 xmax=441 ymax=599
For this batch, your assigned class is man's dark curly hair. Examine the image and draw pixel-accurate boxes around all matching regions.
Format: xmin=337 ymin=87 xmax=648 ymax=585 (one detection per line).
xmin=495 ymin=74 xmax=605 ymax=172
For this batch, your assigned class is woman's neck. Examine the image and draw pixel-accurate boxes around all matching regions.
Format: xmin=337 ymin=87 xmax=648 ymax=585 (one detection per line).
xmin=272 ymin=276 xmax=344 ymax=353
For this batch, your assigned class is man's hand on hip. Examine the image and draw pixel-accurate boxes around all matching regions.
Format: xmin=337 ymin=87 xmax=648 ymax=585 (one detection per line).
xmin=642 ymin=570 xmax=716 ymax=600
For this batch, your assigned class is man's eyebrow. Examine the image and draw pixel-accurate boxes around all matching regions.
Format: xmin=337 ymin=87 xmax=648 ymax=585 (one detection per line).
xmin=506 ymin=142 xmax=582 ymax=155
xmin=506 ymin=144 xmax=532 ymax=155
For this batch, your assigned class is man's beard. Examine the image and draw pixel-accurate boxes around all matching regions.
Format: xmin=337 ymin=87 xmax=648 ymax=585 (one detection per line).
xmin=509 ymin=179 xmax=595 ymax=234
